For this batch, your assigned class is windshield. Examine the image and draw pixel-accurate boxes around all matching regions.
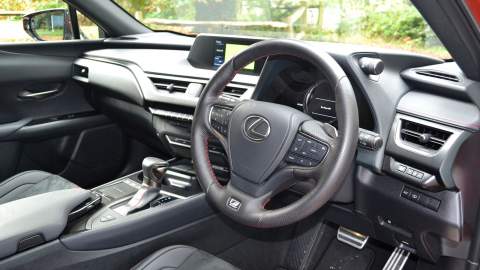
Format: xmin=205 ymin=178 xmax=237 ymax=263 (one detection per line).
xmin=113 ymin=0 xmax=450 ymax=59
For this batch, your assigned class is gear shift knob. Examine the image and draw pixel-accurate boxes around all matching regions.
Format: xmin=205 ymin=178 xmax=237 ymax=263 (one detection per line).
xmin=142 ymin=157 xmax=169 ymax=187
xmin=125 ymin=157 xmax=169 ymax=215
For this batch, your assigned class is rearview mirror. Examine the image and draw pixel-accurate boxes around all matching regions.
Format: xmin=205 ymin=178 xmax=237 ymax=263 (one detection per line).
xmin=23 ymin=9 xmax=74 ymax=41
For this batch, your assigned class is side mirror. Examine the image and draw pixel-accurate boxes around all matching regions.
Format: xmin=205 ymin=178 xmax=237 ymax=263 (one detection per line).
xmin=23 ymin=9 xmax=74 ymax=41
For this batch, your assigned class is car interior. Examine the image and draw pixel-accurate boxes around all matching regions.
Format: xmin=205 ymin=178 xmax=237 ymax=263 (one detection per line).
xmin=1 ymin=0 xmax=480 ymax=270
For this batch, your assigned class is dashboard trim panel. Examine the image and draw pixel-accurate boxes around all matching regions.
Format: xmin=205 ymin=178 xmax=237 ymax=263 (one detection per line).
xmin=386 ymin=114 xmax=469 ymax=189
xmin=397 ymin=91 xmax=480 ymax=132
xmin=74 ymin=56 xmax=257 ymax=108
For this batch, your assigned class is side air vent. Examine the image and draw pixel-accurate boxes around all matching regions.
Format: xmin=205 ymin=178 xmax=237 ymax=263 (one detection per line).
xmin=400 ymin=119 xmax=452 ymax=150
xmin=149 ymin=77 xmax=191 ymax=93
xmin=415 ymin=70 xmax=460 ymax=82
xmin=223 ymin=86 xmax=248 ymax=98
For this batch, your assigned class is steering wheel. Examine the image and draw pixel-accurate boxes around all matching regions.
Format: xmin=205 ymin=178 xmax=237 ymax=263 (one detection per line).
xmin=192 ymin=39 xmax=358 ymax=228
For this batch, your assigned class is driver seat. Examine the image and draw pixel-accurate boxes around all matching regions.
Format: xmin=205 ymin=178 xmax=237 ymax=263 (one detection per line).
xmin=133 ymin=245 xmax=238 ymax=270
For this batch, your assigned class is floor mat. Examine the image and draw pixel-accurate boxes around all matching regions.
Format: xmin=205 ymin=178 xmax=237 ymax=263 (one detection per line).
xmin=315 ymin=239 xmax=375 ymax=270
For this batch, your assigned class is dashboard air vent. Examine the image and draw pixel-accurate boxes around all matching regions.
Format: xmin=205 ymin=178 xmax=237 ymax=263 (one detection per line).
xmin=149 ymin=77 xmax=191 ymax=93
xmin=223 ymin=86 xmax=247 ymax=98
xmin=415 ymin=70 xmax=460 ymax=82
xmin=72 ymin=64 xmax=88 ymax=79
xmin=400 ymin=119 xmax=452 ymax=150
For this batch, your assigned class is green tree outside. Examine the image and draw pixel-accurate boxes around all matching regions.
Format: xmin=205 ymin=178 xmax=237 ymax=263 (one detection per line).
xmin=1 ymin=0 xmax=450 ymax=58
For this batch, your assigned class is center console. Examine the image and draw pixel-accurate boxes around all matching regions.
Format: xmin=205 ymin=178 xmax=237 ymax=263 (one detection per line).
xmin=67 ymin=158 xmax=204 ymax=232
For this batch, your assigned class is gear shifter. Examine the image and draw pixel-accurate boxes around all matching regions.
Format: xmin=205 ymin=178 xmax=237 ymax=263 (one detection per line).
xmin=125 ymin=157 xmax=168 ymax=214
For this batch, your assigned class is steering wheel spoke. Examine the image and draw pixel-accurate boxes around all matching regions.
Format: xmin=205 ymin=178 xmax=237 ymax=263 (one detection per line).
xmin=208 ymin=105 xmax=232 ymax=140
xmin=205 ymin=97 xmax=240 ymax=147
xmin=284 ymin=120 xmax=337 ymax=170
xmin=285 ymin=132 xmax=331 ymax=168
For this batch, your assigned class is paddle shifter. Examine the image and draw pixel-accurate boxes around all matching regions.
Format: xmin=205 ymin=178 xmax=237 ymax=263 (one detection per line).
xmin=125 ymin=157 xmax=168 ymax=214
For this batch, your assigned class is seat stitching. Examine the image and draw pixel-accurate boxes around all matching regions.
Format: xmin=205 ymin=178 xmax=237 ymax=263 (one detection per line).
xmin=173 ymin=249 xmax=198 ymax=270
xmin=0 ymin=183 xmax=36 ymax=200
xmin=0 ymin=173 xmax=74 ymax=202
xmin=139 ymin=248 xmax=188 ymax=270
xmin=0 ymin=171 xmax=50 ymax=188
xmin=136 ymin=246 xmax=194 ymax=270
xmin=0 ymin=174 xmax=53 ymax=200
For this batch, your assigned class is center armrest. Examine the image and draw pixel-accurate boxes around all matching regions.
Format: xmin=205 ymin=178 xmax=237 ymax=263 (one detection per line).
xmin=0 ymin=188 xmax=90 ymax=259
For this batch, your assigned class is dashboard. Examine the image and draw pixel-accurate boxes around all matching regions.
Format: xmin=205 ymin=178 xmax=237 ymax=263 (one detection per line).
xmin=71 ymin=33 xmax=480 ymax=263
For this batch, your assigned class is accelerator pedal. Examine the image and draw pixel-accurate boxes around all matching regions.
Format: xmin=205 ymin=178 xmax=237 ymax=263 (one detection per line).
xmin=337 ymin=226 xmax=369 ymax=250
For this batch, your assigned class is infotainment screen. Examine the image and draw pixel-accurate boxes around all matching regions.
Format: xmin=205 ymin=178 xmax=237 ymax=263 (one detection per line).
xmin=188 ymin=35 xmax=265 ymax=74
xmin=213 ymin=40 xmax=255 ymax=70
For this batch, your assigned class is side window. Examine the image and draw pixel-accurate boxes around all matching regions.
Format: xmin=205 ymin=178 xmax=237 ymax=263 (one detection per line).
xmin=0 ymin=0 xmax=104 ymax=43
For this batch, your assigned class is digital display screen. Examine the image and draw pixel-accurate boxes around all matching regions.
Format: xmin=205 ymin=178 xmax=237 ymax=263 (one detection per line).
xmin=213 ymin=40 xmax=255 ymax=70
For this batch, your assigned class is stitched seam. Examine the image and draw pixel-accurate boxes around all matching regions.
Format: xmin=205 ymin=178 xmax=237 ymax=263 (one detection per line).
xmin=0 ymin=173 xmax=52 ymax=199
xmin=0 ymin=183 xmax=35 ymax=200
xmin=138 ymin=246 xmax=180 ymax=269
xmin=203 ymin=135 xmax=221 ymax=188
xmin=0 ymin=170 xmax=48 ymax=188
xmin=174 ymin=249 xmax=198 ymax=269
xmin=137 ymin=246 xmax=193 ymax=270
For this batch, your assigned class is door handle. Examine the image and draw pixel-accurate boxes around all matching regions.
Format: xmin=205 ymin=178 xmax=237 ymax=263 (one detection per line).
xmin=18 ymin=88 xmax=61 ymax=100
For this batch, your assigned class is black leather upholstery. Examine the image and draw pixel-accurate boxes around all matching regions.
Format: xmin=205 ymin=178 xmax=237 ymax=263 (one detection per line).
xmin=132 ymin=245 xmax=238 ymax=270
xmin=0 ymin=170 xmax=78 ymax=205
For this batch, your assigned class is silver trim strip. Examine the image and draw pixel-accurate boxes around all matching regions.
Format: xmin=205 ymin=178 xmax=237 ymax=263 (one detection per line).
xmin=311 ymin=112 xmax=337 ymax=119
xmin=160 ymin=190 xmax=189 ymax=200
xmin=20 ymin=89 xmax=60 ymax=98
xmin=314 ymin=97 xmax=335 ymax=103
xmin=149 ymin=108 xmax=194 ymax=121
xmin=165 ymin=179 xmax=192 ymax=189
xmin=166 ymin=170 xmax=192 ymax=180
xmin=165 ymin=135 xmax=191 ymax=148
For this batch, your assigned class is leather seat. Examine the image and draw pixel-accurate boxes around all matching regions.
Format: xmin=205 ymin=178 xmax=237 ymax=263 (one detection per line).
xmin=132 ymin=245 xmax=238 ymax=270
xmin=0 ymin=170 xmax=78 ymax=205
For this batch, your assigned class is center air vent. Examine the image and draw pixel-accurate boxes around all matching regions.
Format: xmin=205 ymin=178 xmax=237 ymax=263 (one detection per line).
xmin=148 ymin=76 xmax=205 ymax=97
xmin=223 ymin=85 xmax=248 ymax=98
xmin=400 ymin=119 xmax=452 ymax=150
xmin=415 ymin=70 xmax=460 ymax=82
xmin=149 ymin=77 xmax=191 ymax=93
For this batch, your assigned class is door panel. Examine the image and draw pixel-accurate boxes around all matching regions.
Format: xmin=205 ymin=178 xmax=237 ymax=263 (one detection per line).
xmin=0 ymin=41 xmax=128 ymax=188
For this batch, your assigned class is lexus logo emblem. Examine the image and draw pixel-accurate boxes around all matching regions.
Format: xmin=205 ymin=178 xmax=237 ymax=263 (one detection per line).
xmin=227 ymin=197 xmax=241 ymax=211
xmin=243 ymin=115 xmax=271 ymax=142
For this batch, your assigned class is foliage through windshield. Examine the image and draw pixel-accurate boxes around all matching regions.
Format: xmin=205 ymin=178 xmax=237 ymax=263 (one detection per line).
xmin=114 ymin=0 xmax=450 ymax=59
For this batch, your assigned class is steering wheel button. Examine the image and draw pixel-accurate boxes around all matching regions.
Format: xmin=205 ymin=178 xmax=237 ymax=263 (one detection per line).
xmin=286 ymin=154 xmax=298 ymax=163
xmin=291 ymin=145 xmax=302 ymax=154
xmin=295 ymin=135 xmax=306 ymax=144
xmin=307 ymin=143 xmax=328 ymax=160
xmin=297 ymin=158 xmax=307 ymax=166
xmin=293 ymin=140 xmax=304 ymax=149
xmin=306 ymin=160 xmax=317 ymax=167
xmin=307 ymin=148 xmax=320 ymax=158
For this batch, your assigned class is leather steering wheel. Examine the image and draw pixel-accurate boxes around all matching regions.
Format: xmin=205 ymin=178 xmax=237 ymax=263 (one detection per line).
xmin=192 ymin=39 xmax=359 ymax=228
